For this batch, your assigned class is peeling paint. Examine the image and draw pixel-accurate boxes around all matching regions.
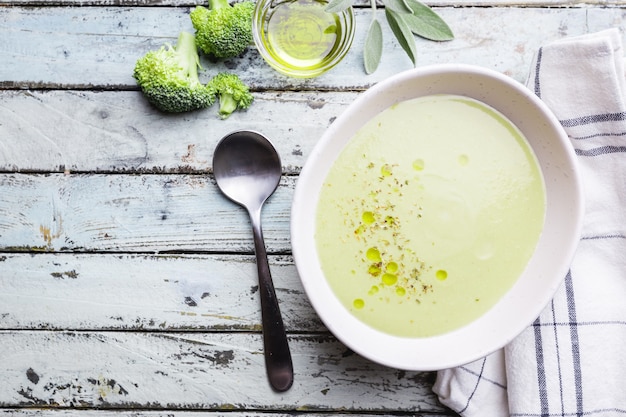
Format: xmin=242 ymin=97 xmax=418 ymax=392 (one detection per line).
xmin=307 ymin=99 xmax=326 ymax=109
xmin=39 ymin=214 xmax=63 ymax=247
xmin=26 ymin=368 xmax=39 ymax=385
xmin=181 ymin=144 xmax=207 ymax=165
xmin=184 ymin=296 xmax=198 ymax=307
xmin=17 ymin=387 xmax=36 ymax=403
xmin=88 ymin=376 xmax=129 ymax=399
xmin=50 ymin=270 xmax=79 ymax=279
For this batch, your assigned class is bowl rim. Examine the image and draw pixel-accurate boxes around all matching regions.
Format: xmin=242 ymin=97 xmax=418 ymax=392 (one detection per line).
xmin=290 ymin=63 xmax=584 ymax=370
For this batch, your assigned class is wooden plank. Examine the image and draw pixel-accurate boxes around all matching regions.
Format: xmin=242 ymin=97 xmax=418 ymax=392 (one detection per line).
xmin=0 ymin=0 xmax=621 ymax=12
xmin=0 ymin=173 xmax=294 ymax=252
xmin=0 ymin=331 xmax=448 ymax=413
xmin=2 ymin=6 xmax=623 ymax=89
xmin=0 ymin=412 xmax=457 ymax=417
xmin=0 ymin=253 xmax=322 ymax=332
xmin=0 ymin=90 xmax=356 ymax=174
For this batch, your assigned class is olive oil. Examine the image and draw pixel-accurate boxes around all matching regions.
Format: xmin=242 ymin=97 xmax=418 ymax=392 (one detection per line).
xmin=261 ymin=0 xmax=343 ymax=70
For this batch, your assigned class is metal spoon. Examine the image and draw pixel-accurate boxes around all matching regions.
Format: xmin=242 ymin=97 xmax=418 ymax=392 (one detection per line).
xmin=212 ymin=130 xmax=294 ymax=392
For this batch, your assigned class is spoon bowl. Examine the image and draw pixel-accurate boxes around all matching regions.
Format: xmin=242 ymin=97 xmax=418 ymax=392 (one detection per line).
xmin=213 ymin=131 xmax=281 ymax=208
xmin=213 ymin=130 xmax=294 ymax=392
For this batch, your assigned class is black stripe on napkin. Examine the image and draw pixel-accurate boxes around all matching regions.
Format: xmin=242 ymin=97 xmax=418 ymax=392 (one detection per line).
xmin=565 ymin=270 xmax=584 ymax=414
xmin=570 ymin=131 xmax=626 ymax=140
xmin=561 ymin=112 xmax=626 ymax=127
xmin=533 ymin=47 xmax=544 ymax=98
xmin=582 ymin=233 xmax=626 ymax=240
xmin=575 ymin=145 xmax=626 ymax=156
xmin=458 ymin=363 xmax=507 ymax=389
xmin=458 ymin=357 xmax=487 ymax=414
xmin=533 ymin=316 xmax=549 ymax=415
xmin=531 ymin=271 xmax=583 ymax=416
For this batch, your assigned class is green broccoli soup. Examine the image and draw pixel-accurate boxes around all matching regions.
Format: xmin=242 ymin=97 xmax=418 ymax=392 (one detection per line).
xmin=315 ymin=94 xmax=546 ymax=338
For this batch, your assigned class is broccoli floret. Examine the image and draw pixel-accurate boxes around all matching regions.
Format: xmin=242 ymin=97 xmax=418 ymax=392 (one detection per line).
xmin=133 ymin=31 xmax=215 ymax=113
xmin=208 ymin=72 xmax=254 ymax=119
xmin=190 ymin=0 xmax=255 ymax=59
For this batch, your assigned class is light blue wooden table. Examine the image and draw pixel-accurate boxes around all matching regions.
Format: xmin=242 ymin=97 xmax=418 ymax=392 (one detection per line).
xmin=0 ymin=0 xmax=624 ymax=415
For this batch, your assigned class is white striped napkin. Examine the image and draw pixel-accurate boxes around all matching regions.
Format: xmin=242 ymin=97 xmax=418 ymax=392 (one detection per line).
xmin=433 ymin=28 xmax=626 ymax=416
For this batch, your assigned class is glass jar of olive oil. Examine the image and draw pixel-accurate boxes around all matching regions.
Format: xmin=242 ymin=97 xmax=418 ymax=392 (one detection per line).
xmin=252 ymin=0 xmax=355 ymax=78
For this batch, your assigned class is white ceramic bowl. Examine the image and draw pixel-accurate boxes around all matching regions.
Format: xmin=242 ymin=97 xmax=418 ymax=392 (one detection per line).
xmin=291 ymin=64 xmax=584 ymax=371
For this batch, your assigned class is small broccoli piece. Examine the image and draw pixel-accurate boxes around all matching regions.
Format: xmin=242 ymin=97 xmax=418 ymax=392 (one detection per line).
xmin=208 ymin=72 xmax=254 ymax=119
xmin=133 ymin=31 xmax=215 ymax=113
xmin=190 ymin=0 xmax=255 ymax=59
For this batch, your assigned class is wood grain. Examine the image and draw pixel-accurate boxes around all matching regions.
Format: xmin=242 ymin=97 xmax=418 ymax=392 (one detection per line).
xmin=2 ymin=6 xmax=625 ymax=90
xmin=0 ymin=173 xmax=293 ymax=252
xmin=0 ymin=90 xmax=354 ymax=173
xmin=1 ymin=0 xmax=622 ymax=6
xmin=0 ymin=253 xmax=319 ymax=331
xmin=0 ymin=413 xmax=452 ymax=417
xmin=0 ymin=331 xmax=446 ymax=412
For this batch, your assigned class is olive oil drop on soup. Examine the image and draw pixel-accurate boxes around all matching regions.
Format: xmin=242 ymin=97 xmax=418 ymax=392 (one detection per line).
xmin=315 ymin=94 xmax=546 ymax=338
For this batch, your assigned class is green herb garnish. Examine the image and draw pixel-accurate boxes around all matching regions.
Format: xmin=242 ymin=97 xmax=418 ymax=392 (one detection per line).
xmin=326 ymin=0 xmax=454 ymax=74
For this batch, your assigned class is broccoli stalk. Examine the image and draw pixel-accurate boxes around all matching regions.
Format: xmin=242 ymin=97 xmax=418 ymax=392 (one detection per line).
xmin=190 ymin=0 xmax=255 ymax=59
xmin=133 ymin=31 xmax=215 ymax=113
xmin=208 ymin=72 xmax=254 ymax=119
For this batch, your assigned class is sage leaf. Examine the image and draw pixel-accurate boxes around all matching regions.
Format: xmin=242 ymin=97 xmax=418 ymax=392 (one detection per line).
xmin=384 ymin=0 xmax=412 ymax=14
xmin=364 ymin=18 xmax=383 ymax=74
xmin=385 ymin=8 xmax=417 ymax=66
xmin=325 ymin=0 xmax=352 ymax=13
xmin=402 ymin=0 xmax=454 ymax=41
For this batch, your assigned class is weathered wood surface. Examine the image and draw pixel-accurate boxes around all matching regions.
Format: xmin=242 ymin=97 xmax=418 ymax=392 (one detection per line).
xmin=0 ymin=91 xmax=353 ymax=173
xmin=1 ymin=331 xmax=444 ymax=411
xmin=0 ymin=253 xmax=316 ymax=331
xmin=0 ymin=244 xmax=444 ymax=412
xmin=0 ymin=173 xmax=293 ymax=252
xmin=2 ymin=0 xmax=624 ymax=414
xmin=0 ymin=414 xmax=445 ymax=417
xmin=0 ymin=413 xmax=446 ymax=417
xmin=2 ymin=0 xmax=624 ymax=6
xmin=3 ymin=6 xmax=626 ymax=90
xmin=3 ymin=6 xmax=626 ymax=175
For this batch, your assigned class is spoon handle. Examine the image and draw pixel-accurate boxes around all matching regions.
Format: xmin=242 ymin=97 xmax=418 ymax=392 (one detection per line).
xmin=249 ymin=207 xmax=294 ymax=392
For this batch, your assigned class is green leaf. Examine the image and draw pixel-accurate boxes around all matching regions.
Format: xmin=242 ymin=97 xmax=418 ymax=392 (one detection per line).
xmin=364 ymin=18 xmax=383 ymax=74
xmin=402 ymin=0 xmax=454 ymax=41
xmin=383 ymin=0 xmax=412 ymax=14
xmin=325 ymin=0 xmax=353 ymax=13
xmin=385 ymin=8 xmax=418 ymax=66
